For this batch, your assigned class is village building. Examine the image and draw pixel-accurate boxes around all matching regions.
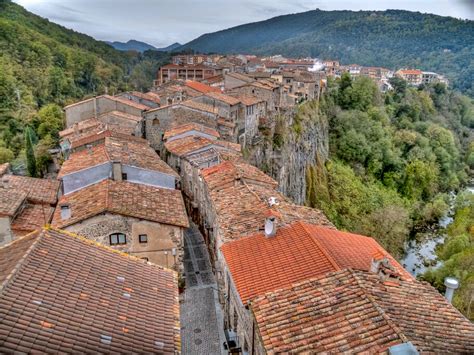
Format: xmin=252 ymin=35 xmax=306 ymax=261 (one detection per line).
xmin=157 ymin=63 xmax=223 ymax=85
xmin=220 ymin=221 xmax=474 ymax=353
xmin=395 ymin=69 xmax=423 ymax=86
xmin=200 ymin=74 xmax=225 ymax=90
xmin=228 ymin=80 xmax=282 ymax=112
xmin=0 ymin=174 xmax=60 ymax=245
xmin=116 ymin=91 xmax=161 ymax=108
xmin=251 ymin=268 xmax=474 ymax=353
xmin=58 ymin=135 xmax=179 ymax=194
xmin=421 ymin=71 xmax=449 ymax=86
xmin=224 ymin=72 xmax=255 ymax=90
xmin=51 ymin=179 xmax=188 ymax=271
xmin=0 ymin=228 xmax=181 ymax=353
xmin=64 ymin=95 xmax=150 ymax=128
xmin=144 ymin=100 xmax=220 ymax=153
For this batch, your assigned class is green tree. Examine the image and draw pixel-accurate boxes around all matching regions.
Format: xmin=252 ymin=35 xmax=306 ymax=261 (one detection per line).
xmin=0 ymin=147 xmax=14 ymax=163
xmin=24 ymin=126 xmax=37 ymax=177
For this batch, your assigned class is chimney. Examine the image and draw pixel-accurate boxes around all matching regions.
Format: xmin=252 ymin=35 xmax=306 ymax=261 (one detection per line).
xmin=73 ymin=123 xmax=79 ymax=137
xmin=60 ymin=204 xmax=71 ymax=220
xmin=268 ymin=196 xmax=278 ymax=207
xmin=264 ymin=216 xmax=277 ymax=237
xmin=112 ymin=161 xmax=123 ymax=181
xmin=2 ymin=176 xmax=9 ymax=189
xmin=444 ymin=277 xmax=459 ymax=303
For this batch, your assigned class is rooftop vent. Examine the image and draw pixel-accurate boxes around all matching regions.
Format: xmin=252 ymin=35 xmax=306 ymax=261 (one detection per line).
xmin=116 ymin=276 xmax=125 ymax=283
xmin=100 ymin=335 xmax=112 ymax=345
xmin=444 ymin=277 xmax=459 ymax=303
xmin=388 ymin=342 xmax=419 ymax=355
xmin=60 ymin=204 xmax=71 ymax=220
xmin=264 ymin=216 xmax=277 ymax=238
xmin=155 ymin=341 xmax=165 ymax=350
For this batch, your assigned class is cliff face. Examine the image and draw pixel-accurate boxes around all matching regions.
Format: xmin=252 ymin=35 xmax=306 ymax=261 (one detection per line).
xmin=247 ymin=100 xmax=329 ymax=205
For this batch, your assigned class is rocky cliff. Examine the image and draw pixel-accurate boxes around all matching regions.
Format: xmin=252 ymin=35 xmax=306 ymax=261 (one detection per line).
xmin=247 ymin=100 xmax=329 ymax=205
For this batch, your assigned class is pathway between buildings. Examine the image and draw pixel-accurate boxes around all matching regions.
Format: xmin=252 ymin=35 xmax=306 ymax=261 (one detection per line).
xmin=180 ymin=223 xmax=226 ymax=354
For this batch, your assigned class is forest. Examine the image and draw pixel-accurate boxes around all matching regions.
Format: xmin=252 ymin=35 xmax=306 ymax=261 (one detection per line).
xmin=304 ymin=73 xmax=473 ymax=319
xmin=0 ymin=0 xmax=169 ymax=174
xmin=182 ymin=9 xmax=474 ymax=96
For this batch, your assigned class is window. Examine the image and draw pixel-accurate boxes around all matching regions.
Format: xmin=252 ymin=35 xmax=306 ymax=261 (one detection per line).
xmin=138 ymin=234 xmax=148 ymax=243
xmin=153 ymin=118 xmax=160 ymax=126
xmin=121 ymin=173 xmax=128 ymax=180
xmin=109 ymin=233 xmax=126 ymax=245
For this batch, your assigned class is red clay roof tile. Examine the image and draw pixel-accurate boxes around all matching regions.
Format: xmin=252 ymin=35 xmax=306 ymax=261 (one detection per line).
xmin=0 ymin=228 xmax=180 ymax=353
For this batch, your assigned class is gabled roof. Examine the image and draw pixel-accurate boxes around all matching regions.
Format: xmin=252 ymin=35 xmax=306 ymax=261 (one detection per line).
xmin=221 ymin=221 xmax=406 ymax=304
xmin=99 ymin=110 xmax=143 ymax=122
xmin=398 ymin=69 xmax=422 ymax=75
xmin=232 ymin=94 xmax=264 ymax=106
xmin=201 ymin=162 xmax=332 ymax=246
xmin=205 ymin=92 xmax=241 ymax=106
xmin=185 ymin=80 xmax=221 ymax=94
xmin=3 ymin=175 xmax=60 ymax=205
xmin=0 ymin=228 xmax=181 ymax=353
xmin=180 ymin=100 xmax=219 ymax=114
xmin=252 ymin=269 xmax=474 ymax=354
xmin=165 ymin=136 xmax=240 ymax=158
xmin=59 ymin=136 xmax=178 ymax=178
xmin=11 ymin=203 xmax=55 ymax=235
xmin=64 ymin=95 xmax=149 ymax=111
xmin=163 ymin=122 xmax=220 ymax=141
xmin=52 ymin=180 xmax=189 ymax=229
xmin=59 ymin=118 xmax=102 ymax=139
xmin=0 ymin=189 xmax=26 ymax=217
xmin=225 ymin=72 xmax=255 ymax=83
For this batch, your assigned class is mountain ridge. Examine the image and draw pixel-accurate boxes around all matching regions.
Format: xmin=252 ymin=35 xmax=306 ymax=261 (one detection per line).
xmin=106 ymin=40 xmax=182 ymax=52
xmin=181 ymin=9 xmax=474 ymax=95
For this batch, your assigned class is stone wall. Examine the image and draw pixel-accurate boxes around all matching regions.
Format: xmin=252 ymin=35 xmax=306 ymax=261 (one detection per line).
xmin=64 ymin=213 xmax=184 ymax=273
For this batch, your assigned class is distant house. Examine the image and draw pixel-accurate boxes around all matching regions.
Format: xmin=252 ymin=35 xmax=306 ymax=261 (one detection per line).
xmin=395 ymin=69 xmax=423 ymax=86
xmin=157 ymin=63 xmax=223 ymax=85
xmin=64 ymin=95 xmax=150 ymax=128
xmin=0 ymin=228 xmax=181 ymax=353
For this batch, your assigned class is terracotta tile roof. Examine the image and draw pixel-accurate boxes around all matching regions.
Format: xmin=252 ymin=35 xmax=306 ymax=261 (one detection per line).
xmin=398 ymin=69 xmax=422 ymax=75
xmin=0 ymin=163 xmax=10 ymax=176
xmin=201 ymin=161 xmax=332 ymax=246
xmin=52 ymin=180 xmax=189 ymax=229
xmin=69 ymin=129 xmax=111 ymax=149
xmin=252 ymin=269 xmax=474 ymax=354
xmin=59 ymin=118 xmax=102 ymax=138
xmin=145 ymin=91 xmax=161 ymax=100
xmin=163 ymin=122 xmax=220 ymax=141
xmin=126 ymin=91 xmax=161 ymax=105
xmin=221 ymin=221 xmax=401 ymax=304
xmin=205 ymin=92 xmax=241 ymax=106
xmin=3 ymin=175 xmax=60 ymax=205
xmin=0 ymin=228 xmax=181 ymax=353
xmin=185 ymin=80 xmax=221 ymax=94
xmin=111 ymin=95 xmax=150 ymax=110
xmin=226 ymin=72 xmax=254 ymax=83
xmin=59 ymin=136 xmax=178 ymax=178
xmin=180 ymin=100 xmax=219 ymax=114
xmin=0 ymin=189 xmax=26 ymax=217
xmin=233 ymin=95 xmax=264 ymax=106
xmin=11 ymin=204 xmax=54 ymax=235
xmin=165 ymin=136 xmax=240 ymax=158
xmin=99 ymin=110 xmax=143 ymax=122
xmin=221 ymin=222 xmax=340 ymax=304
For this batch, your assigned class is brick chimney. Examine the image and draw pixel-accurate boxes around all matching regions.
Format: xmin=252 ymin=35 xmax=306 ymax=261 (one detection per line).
xmin=112 ymin=161 xmax=123 ymax=181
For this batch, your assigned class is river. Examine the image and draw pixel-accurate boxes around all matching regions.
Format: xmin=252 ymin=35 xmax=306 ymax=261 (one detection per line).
xmin=401 ymin=185 xmax=474 ymax=276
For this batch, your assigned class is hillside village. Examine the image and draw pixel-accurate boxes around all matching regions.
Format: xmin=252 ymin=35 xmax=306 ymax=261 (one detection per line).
xmin=0 ymin=53 xmax=472 ymax=354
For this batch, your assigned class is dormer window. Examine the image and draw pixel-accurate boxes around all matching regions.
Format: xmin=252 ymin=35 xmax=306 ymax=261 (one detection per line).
xmin=109 ymin=233 xmax=126 ymax=246
xmin=60 ymin=204 xmax=71 ymax=220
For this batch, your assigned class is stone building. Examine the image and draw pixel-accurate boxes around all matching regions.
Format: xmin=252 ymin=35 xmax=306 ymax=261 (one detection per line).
xmin=157 ymin=63 xmax=223 ymax=85
xmin=0 ymin=228 xmax=181 ymax=353
xmin=144 ymin=101 xmax=220 ymax=153
xmin=228 ymin=80 xmax=282 ymax=112
xmin=64 ymin=95 xmax=149 ymax=128
xmin=0 ymin=174 xmax=60 ymax=245
xmin=58 ymin=135 xmax=179 ymax=195
xmin=52 ymin=179 xmax=189 ymax=272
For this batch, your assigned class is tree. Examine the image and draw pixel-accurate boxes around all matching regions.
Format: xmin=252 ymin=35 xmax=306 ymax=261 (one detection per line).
xmin=0 ymin=147 xmax=14 ymax=163
xmin=24 ymin=126 xmax=37 ymax=177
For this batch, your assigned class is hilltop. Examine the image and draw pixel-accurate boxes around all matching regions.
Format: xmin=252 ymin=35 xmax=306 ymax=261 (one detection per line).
xmin=181 ymin=9 xmax=474 ymax=95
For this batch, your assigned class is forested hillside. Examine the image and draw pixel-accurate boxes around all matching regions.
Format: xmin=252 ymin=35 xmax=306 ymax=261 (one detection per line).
xmin=0 ymin=0 xmax=169 ymax=174
xmin=301 ymin=75 xmax=473 ymax=318
xmin=182 ymin=9 xmax=474 ymax=95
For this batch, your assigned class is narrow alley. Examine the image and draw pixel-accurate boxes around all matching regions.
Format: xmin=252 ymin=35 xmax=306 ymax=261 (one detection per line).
xmin=180 ymin=223 xmax=226 ymax=354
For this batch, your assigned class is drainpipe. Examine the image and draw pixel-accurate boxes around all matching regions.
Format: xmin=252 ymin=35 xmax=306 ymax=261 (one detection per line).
xmin=444 ymin=277 xmax=459 ymax=303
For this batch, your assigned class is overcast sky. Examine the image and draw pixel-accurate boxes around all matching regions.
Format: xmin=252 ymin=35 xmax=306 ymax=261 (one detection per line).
xmin=13 ymin=0 xmax=474 ymax=48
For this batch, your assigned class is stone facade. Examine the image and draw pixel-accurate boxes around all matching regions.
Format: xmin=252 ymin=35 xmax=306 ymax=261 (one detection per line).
xmin=64 ymin=212 xmax=184 ymax=273
xmin=144 ymin=105 xmax=218 ymax=153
